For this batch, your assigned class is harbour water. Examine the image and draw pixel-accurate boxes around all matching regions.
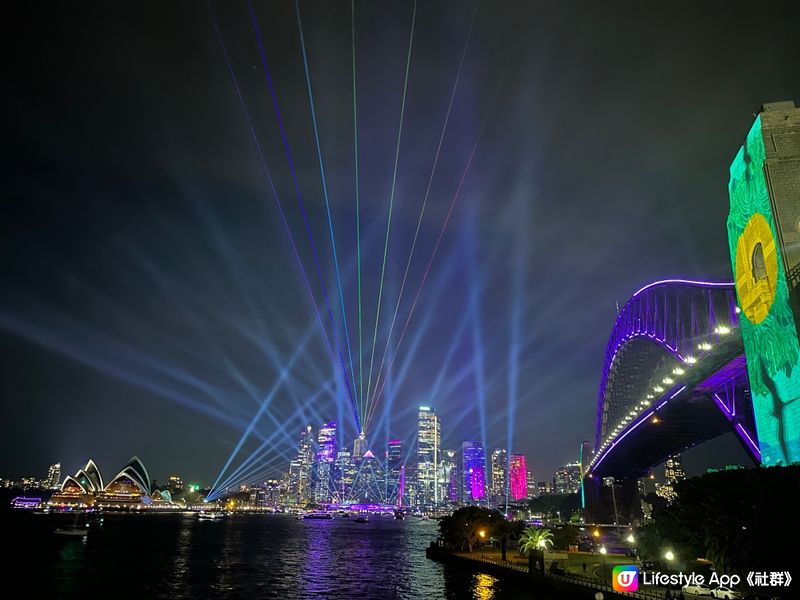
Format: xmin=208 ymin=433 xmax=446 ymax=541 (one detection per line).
xmin=7 ymin=512 xmax=540 ymax=599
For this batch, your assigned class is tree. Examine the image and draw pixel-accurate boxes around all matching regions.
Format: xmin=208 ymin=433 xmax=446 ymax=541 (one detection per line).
xmin=552 ymin=524 xmax=580 ymax=551
xmin=491 ymin=517 xmax=522 ymax=561
xmin=438 ymin=506 xmax=492 ymax=552
xmin=644 ymin=465 xmax=800 ymax=574
xmin=518 ymin=526 xmax=554 ymax=555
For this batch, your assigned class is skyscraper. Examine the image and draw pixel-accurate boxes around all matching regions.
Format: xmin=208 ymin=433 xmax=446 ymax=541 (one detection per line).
xmin=439 ymin=449 xmax=457 ymax=505
xmin=46 ymin=462 xmax=61 ymax=490
xmin=526 ymin=471 xmax=537 ymax=499
xmin=287 ymin=425 xmax=314 ymax=505
xmin=553 ymin=461 xmax=582 ymax=495
xmin=462 ymin=441 xmax=486 ymax=504
xmin=417 ymin=406 xmax=440 ymax=508
xmin=509 ymin=454 xmax=527 ymax=501
xmin=386 ymin=439 xmax=403 ymax=504
xmin=333 ymin=447 xmax=355 ymax=502
xmin=353 ymin=431 xmax=367 ymax=461
xmin=656 ymin=454 xmax=686 ymax=504
xmin=314 ymin=420 xmax=336 ymax=503
xmin=490 ymin=448 xmax=508 ymax=506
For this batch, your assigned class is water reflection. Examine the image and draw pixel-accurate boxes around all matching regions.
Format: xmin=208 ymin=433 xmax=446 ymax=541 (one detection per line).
xmin=473 ymin=572 xmax=499 ymax=600
xmin=11 ymin=513 xmax=539 ymax=599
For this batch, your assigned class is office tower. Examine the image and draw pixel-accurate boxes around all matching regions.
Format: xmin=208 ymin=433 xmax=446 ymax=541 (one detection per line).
xmin=509 ymin=454 xmax=527 ymax=501
xmin=417 ymin=406 xmax=441 ymax=508
xmin=553 ymin=461 xmax=582 ymax=495
xmin=353 ymin=431 xmax=367 ymax=461
xmin=526 ymin=471 xmax=536 ymax=499
xmin=46 ymin=462 xmax=61 ymax=490
xmin=387 ymin=439 xmax=403 ymax=503
xmin=656 ymin=454 xmax=686 ymax=504
xmin=333 ymin=448 xmax=355 ymax=503
xmin=536 ymin=480 xmax=551 ymax=496
xmin=439 ymin=449 xmax=457 ymax=505
xmin=490 ymin=449 xmax=508 ymax=506
xmin=462 ymin=441 xmax=486 ymax=503
xmin=314 ymin=420 xmax=337 ymax=503
xmin=287 ymin=425 xmax=314 ymax=504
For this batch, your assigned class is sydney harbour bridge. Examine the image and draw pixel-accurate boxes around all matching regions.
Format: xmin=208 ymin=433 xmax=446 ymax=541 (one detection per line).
xmin=582 ymin=101 xmax=800 ymax=523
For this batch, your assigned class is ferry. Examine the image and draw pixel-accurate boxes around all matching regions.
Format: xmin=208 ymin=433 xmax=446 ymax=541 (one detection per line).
xmin=197 ymin=511 xmax=226 ymax=521
xmin=353 ymin=515 xmax=369 ymax=523
xmin=302 ymin=512 xmax=334 ymax=520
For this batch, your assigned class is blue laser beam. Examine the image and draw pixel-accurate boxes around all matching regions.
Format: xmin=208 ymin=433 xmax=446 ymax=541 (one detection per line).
xmin=246 ymin=0 xmax=360 ymax=432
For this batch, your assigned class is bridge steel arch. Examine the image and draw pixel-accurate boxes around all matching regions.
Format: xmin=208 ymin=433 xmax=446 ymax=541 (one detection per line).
xmin=595 ymin=280 xmax=740 ymax=453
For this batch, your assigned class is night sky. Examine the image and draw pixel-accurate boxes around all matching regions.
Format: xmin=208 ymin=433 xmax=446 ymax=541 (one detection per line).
xmin=3 ymin=1 xmax=799 ymax=488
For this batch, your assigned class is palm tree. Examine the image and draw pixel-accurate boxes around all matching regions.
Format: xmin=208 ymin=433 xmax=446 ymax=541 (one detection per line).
xmin=518 ymin=526 xmax=554 ymax=555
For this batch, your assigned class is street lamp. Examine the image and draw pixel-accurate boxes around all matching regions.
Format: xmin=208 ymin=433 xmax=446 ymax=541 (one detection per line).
xmin=664 ymin=550 xmax=675 ymax=562
xmin=593 ymin=529 xmax=600 ymax=538
xmin=479 ymin=530 xmax=486 ymax=539
xmin=626 ymin=533 xmax=635 ymax=544
xmin=599 ymin=546 xmax=607 ymax=577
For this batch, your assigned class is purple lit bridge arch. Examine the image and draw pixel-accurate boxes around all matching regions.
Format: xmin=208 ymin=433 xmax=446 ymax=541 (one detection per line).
xmin=587 ymin=280 xmax=760 ymax=481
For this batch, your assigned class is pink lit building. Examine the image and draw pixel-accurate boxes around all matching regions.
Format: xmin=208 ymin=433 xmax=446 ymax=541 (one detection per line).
xmin=509 ymin=454 xmax=527 ymax=501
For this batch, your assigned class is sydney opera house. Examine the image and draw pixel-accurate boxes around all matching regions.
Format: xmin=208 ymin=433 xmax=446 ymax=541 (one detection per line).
xmin=50 ymin=457 xmax=174 ymax=508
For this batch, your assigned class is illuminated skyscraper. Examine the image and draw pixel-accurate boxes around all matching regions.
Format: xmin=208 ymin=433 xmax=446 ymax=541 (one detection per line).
xmin=333 ymin=448 xmax=355 ymax=503
xmin=386 ymin=439 xmax=403 ymax=503
xmin=46 ymin=462 xmax=61 ymax=490
xmin=553 ymin=461 xmax=582 ymax=495
xmin=353 ymin=449 xmax=380 ymax=504
xmin=439 ymin=449 xmax=457 ymax=505
xmin=287 ymin=425 xmax=314 ymax=504
xmin=462 ymin=441 xmax=486 ymax=503
xmin=353 ymin=431 xmax=367 ymax=461
xmin=526 ymin=471 xmax=536 ymax=499
xmin=417 ymin=406 xmax=440 ymax=508
xmin=656 ymin=454 xmax=686 ymax=504
xmin=314 ymin=420 xmax=336 ymax=503
xmin=509 ymin=454 xmax=527 ymax=501
xmin=490 ymin=448 xmax=508 ymax=506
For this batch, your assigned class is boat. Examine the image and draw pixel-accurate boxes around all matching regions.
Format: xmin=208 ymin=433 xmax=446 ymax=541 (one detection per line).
xmin=354 ymin=515 xmax=369 ymax=523
xmin=55 ymin=512 xmax=89 ymax=537
xmin=302 ymin=512 xmax=334 ymax=520
xmin=197 ymin=511 xmax=226 ymax=521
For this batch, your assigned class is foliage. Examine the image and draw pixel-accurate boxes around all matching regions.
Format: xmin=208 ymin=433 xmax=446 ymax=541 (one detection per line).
xmin=644 ymin=465 xmax=800 ymax=573
xmin=551 ymin=524 xmax=580 ymax=551
xmin=518 ymin=527 xmax=553 ymax=555
xmin=438 ymin=507 xmax=492 ymax=552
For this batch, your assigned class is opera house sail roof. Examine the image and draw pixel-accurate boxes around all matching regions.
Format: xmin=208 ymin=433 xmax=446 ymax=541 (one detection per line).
xmin=50 ymin=456 xmax=161 ymax=508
